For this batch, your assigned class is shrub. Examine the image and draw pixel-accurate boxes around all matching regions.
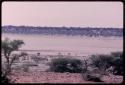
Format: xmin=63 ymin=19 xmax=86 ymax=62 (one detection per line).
xmin=81 ymin=52 xmax=123 ymax=82
xmin=21 ymin=64 xmax=30 ymax=72
xmin=81 ymin=67 xmax=104 ymax=82
xmin=89 ymin=54 xmax=114 ymax=75
xmin=1 ymin=71 xmax=15 ymax=83
xmin=110 ymin=52 xmax=123 ymax=75
xmin=48 ymin=58 xmax=84 ymax=73
xmin=81 ymin=71 xmax=103 ymax=82
xmin=1 ymin=74 xmax=10 ymax=83
xmin=89 ymin=52 xmax=123 ymax=75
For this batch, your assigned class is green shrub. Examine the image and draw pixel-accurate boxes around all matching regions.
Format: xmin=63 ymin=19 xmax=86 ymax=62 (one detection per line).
xmin=48 ymin=58 xmax=84 ymax=73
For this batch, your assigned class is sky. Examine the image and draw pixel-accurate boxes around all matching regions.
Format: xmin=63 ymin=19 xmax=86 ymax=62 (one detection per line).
xmin=2 ymin=2 xmax=123 ymax=28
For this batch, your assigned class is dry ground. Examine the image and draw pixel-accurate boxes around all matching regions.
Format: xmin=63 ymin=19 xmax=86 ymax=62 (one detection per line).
xmin=9 ymin=71 xmax=123 ymax=84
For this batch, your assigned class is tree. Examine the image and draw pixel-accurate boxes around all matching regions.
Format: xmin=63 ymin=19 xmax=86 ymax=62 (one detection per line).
xmin=2 ymin=38 xmax=24 ymax=75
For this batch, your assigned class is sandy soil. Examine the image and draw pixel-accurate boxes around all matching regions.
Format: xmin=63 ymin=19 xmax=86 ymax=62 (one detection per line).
xmin=9 ymin=71 xmax=123 ymax=84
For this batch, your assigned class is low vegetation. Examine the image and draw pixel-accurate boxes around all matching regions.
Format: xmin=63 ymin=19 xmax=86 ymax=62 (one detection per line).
xmin=1 ymin=73 xmax=10 ymax=83
xmin=47 ymin=58 xmax=85 ymax=73
xmin=89 ymin=52 xmax=123 ymax=75
xmin=109 ymin=52 xmax=123 ymax=75
xmin=81 ymin=51 xmax=123 ymax=82
xmin=47 ymin=51 xmax=123 ymax=82
xmin=2 ymin=38 xmax=123 ymax=83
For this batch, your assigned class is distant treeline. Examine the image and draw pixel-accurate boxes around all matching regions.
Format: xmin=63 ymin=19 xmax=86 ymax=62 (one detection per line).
xmin=2 ymin=25 xmax=123 ymax=37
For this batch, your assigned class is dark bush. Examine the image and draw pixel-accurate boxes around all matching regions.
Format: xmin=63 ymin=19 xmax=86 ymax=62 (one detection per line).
xmin=1 ymin=72 xmax=12 ymax=84
xmin=89 ymin=51 xmax=123 ymax=75
xmin=89 ymin=54 xmax=112 ymax=74
xmin=110 ymin=52 xmax=123 ymax=75
xmin=81 ymin=51 xmax=123 ymax=82
xmin=48 ymin=58 xmax=84 ymax=73
xmin=1 ymin=75 xmax=9 ymax=83
xmin=81 ymin=71 xmax=103 ymax=82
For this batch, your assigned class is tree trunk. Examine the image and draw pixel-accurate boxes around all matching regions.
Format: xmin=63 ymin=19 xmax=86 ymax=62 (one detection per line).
xmin=6 ymin=57 xmax=11 ymax=75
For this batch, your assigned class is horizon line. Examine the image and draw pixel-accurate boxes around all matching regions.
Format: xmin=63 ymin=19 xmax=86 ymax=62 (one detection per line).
xmin=2 ymin=25 xmax=123 ymax=29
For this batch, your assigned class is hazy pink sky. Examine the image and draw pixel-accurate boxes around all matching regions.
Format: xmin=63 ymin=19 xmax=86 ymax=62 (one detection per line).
xmin=2 ymin=2 xmax=123 ymax=28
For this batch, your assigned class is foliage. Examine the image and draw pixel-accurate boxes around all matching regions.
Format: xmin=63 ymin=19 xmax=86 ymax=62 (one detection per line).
xmin=21 ymin=64 xmax=29 ymax=72
xmin=89 ymin=54 xmax=112 ymax=73
xmin=89 ymin=52 xmax=123 ymax=75
xmin=1 ymin=74 xmax=10 ymax=83
xmin=1 ymin=71 xmax=13 ymax=84
xmin=110 ymin=52 xmax=123 ymax=75
xmin=48 ymin=58 xmax=84 ymax=73
xmin=2 ymin=38 xmax=24 ymax=75
xmin=81 ymin=71 xmax=103 ymax=82
xmin=20 ymin=52 xmax=28 ymax=56
xmin=81 ymin=64 xmax=104 ymax=82
xmin=32 ymin=57 xmax=43 ymax=63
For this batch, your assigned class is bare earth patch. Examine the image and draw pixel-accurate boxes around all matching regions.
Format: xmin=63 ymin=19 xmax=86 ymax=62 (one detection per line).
xmin=9 ymin=71 xmax=123 ymax=84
